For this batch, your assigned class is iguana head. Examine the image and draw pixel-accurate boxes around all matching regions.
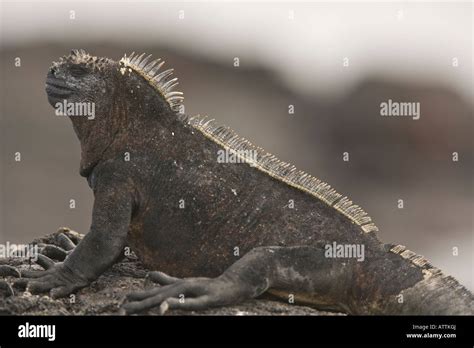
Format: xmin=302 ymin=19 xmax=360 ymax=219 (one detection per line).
xmin=45 ymin=49 xmax=184 ymax=177
xmin=46 ymin=49 xmax=113 ymax=109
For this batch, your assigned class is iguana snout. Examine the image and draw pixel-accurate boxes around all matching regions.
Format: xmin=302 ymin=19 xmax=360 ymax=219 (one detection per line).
xmin=45 ymin=68 xmax=75 ymax=106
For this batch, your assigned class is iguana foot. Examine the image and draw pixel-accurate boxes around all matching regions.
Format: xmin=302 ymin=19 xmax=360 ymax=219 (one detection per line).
xmin=3 ymin=231 xmax=88 ymax=298
xmin=121 ymin=271 xmax=248 ymax=314
xmin=20 ymin=262 xmax=90 ymax=298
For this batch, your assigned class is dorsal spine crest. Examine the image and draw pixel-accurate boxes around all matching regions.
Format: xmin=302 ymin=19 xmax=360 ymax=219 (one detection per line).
xmin=186 ymin=115 xmax=379 ymax=234
xmin=119 ymin=52 xmax=184 ymax=112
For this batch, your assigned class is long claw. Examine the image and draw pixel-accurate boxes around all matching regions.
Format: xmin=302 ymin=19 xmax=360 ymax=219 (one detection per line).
xmin=21 ymin=268 xmax=50 ymax=278
xmin=0 ymin=265 xmax=21 ymax=278
xmin=36 ymin=254 xmax=55 ymax=270
xmin=56 ymin=227 xmax=83 ymax=244
xmin=146 ymin=271 xmax=181 ymax=285
xmin=56 ymin=233 xmax=76 ymax=251
xmin=158 ymin=300 xmax=169 ymax=315
xmin=39 ymin=245 xmax=68 ymax=261
xmin=0 ymin=280 xmax=14 ymax=297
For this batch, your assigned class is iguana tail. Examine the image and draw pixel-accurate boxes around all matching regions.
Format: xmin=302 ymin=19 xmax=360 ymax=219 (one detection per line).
xmin=375 ymin=244 xmax=474 ymax=315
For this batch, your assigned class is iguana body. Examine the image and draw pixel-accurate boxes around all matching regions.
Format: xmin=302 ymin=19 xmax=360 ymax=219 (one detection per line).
xmin=6 ymin=50 xmax=473 ymax=314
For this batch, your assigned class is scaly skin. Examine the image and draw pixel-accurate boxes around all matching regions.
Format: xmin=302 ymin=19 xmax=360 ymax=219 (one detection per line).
xmin=2 ymin=50 xmax=472 ymax=315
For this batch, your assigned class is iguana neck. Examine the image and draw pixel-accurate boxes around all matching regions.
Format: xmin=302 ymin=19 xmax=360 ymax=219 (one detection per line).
xmin=74 ymin=99 xmax=128 ymax=177
xmin=72 ymin=71 xmax=182 ymax=177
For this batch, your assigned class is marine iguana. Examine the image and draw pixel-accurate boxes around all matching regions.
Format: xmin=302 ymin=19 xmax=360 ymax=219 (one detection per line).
xmin=1 ymin=49 xmax=472 ymax=315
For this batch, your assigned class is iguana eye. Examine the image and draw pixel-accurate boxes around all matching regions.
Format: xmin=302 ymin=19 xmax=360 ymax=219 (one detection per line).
xmin=69 ymin=64 xmax=89 ymax=78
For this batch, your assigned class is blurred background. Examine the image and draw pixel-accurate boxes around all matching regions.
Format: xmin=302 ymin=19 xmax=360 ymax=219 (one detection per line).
xmin=0 ymin=1 xmax=472 ymax=290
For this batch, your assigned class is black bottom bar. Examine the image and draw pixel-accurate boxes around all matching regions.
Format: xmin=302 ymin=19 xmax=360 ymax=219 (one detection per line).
xmin=1 ymin=315 xmax=473 ymax=346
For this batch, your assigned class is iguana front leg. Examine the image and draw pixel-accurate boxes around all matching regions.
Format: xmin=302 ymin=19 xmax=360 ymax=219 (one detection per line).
xmin=122 ymin=245 xmax=353 ymax=314
xmin=17 ymin=171 xmax=133 ymax=298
